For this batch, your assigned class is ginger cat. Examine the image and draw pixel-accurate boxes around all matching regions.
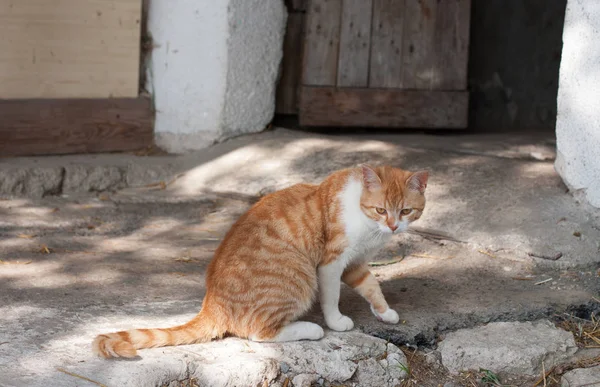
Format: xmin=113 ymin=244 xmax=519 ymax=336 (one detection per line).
xmin=93 ymin=165 xmax=428 ymax=358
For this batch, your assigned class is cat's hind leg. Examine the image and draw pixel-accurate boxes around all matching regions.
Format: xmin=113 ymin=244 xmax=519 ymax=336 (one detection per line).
xmin=249 ymin=321 xmax=324 ymax=342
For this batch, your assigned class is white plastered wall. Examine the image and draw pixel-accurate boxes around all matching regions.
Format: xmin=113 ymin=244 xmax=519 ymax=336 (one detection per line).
xmin=555 ymin=0 xmax=600 ymax=207
xmin=145 ymin=0 xmax=287 ymax=153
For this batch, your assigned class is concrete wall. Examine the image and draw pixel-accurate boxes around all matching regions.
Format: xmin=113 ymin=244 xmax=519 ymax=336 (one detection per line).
xmin=555 ymin=0 xmax=600 ymax=208
xmin=146 ymin=0 xmax=286 ymax=153
xmin=468 ymin=0 xmax=566 ymax=132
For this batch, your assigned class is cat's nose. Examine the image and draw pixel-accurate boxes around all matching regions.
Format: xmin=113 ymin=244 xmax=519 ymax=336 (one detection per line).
xmin=389 ymin=224 xmax=398 ymax=231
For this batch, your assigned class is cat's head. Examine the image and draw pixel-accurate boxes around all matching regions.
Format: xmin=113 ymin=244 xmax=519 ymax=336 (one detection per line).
xmin=359 ymin=165 xmax=428 ymax=234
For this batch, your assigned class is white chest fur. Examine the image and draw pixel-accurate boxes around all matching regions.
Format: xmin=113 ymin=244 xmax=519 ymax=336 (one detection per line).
xmin=337 ymin=177 xmax=390 ymax=267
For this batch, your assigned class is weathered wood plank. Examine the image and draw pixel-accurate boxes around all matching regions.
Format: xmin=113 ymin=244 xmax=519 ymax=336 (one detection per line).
xmin=0 ymin=98 xmax=154 ymax=157
xmin=402 ymin=0 xmax=438 ymax=90
xmin=337 ymin=0 xmax=373 ymax=87
xmin=369 ymin=0 xmax=406 ymax=88
xmin=276 ymin=13 xmax=305 ymax=114
xmin=302 ymin=0 xmax=342 ymax=86
xmin=0 ymin=0 xmax=142 ymax=99
xmin=433 ymin=0 xmax=471 ymax=90
xmin=299 ymin=86 xmax=468 ymax=128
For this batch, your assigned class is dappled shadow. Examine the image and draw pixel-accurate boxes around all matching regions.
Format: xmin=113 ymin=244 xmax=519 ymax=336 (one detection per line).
xmin=1 ymin=128 xmax=600 ymax=385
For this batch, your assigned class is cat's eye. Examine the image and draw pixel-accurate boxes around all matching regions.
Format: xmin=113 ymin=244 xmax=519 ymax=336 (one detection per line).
xmin=375 ymin=207 xmax=387 ymax=215
xmin=400 ymin=208 xmax=412 ymax=215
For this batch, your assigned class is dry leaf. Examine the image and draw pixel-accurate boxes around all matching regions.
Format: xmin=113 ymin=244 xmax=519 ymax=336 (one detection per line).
xmin=38 ymin=245 xmax=52 ymax=254
xmin=17 ymin=234 xmax=36 ymax=239
xmin=50 ymin=208 xmax=60 ymax=213
xmin=98 ymin=194 xmax=110 ymax=201
xmin=86 ymin=225 xmax=96 ymax=230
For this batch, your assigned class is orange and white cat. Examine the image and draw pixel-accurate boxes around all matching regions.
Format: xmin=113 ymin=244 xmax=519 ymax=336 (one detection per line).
xmin=93 ymin=165 xmax=428 ymax=358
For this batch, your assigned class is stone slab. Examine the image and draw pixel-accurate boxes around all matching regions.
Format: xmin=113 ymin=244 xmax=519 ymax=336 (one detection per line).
xmin=438 ymin=320 xmax=577 ymax=376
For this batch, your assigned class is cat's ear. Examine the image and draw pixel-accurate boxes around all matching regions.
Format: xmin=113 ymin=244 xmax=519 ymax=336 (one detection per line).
xmin=361 ymin=164 xmax=382 ymax=191
xmin=406 ymin=171 xmax=429 ymax=193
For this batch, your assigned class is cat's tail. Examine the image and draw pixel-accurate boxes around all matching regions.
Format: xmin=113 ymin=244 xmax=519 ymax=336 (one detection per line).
xmin=92 ymin=308 xmax=223 ymax=359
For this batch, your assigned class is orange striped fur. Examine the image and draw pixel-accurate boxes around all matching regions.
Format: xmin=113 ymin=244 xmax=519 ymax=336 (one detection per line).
xmin=92 ymin=165 xmax=428 ymax=358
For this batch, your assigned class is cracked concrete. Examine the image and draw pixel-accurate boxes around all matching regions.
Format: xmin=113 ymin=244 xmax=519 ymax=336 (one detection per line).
xmin=0 ymin=128 xmax=599 ymax=386
xmin=0 ymin=154 xmax=179 ymax=198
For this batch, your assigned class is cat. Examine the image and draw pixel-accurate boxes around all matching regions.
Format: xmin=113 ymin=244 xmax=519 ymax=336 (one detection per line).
xmin=92 ymin=164 xmax=428 ymax=358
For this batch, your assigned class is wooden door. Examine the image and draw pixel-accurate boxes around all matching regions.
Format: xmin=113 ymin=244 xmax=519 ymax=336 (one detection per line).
xmin=299 ymin=0 xmax=471 ymax=128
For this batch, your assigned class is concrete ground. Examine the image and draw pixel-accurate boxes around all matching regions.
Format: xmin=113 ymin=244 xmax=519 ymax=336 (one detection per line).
xmin=1 ymin=128 xmax=599 ymax=386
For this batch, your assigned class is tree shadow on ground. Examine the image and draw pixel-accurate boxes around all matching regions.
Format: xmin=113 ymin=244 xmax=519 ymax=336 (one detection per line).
xmin=1 ymin=129 xmax=599 ymax=386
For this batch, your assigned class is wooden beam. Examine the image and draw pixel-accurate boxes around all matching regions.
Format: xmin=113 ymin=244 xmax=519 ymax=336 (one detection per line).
xmin=0 ymin=97 xmax=154 ymax=157
xmin=0 ymin=0 xmax=142 ymax=99
xmin=299 ymin=86 xmax=468 ymax=128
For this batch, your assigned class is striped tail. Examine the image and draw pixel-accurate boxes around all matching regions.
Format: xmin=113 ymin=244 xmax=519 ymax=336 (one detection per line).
xmin=92 ymin=310 xmax=222 ymax=359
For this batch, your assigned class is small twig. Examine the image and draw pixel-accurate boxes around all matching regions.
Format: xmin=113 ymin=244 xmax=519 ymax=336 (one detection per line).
xmin=406 ymin=227 xmax=467 ymax=243
xmin=534 ymin=278 xmax=553 ymax=285
xmin=242 ymin=341 xmax=255 ymax=353
xmin=532 ymin=365 xmax=554 ymax=387
xmin=583 ymin=331 xmax=600 ymax=346
xmin=56 ymin=368 xmax=107 ymax=387
xmin=478 ymin=249 xmax=496 ymax=258
xmin=61 ymin=249 xmax=97 ymax=255
xmin=368 ymin=257 xmax=405 ymax=267
xmin=37 ymin=244 xmax=52 ymax=254
xmin=144 ymin=181 xmax=167 ymax=190
xmin=542 ymin=361 xmax=547 ymax=387
xmin=0 ymin=341 xmax=8 ymax=345
xmin=174 ymin=257 xmax=198 ymax=263
xmin=528 ymin=252 xmax=563 ymax=261
xmin=0 ymin=260 xmax=32 ymax=265
xmin=409 ymin=253 xmax=455 ymax=260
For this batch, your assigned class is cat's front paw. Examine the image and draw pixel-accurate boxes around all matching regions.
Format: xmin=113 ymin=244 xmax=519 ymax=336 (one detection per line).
xmin=325 ymin=314 xmax=354 ymax=331
xmin=371 ymin=305 xmax=400 ymax=324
